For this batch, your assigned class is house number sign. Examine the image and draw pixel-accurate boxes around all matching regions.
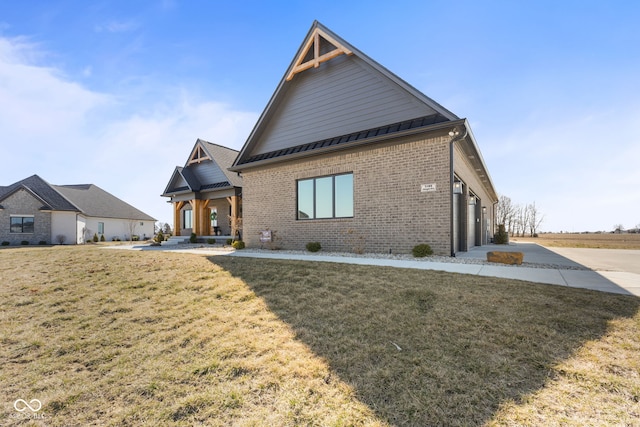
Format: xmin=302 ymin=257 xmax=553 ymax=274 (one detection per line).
xmin=421 ymin=183 xmax=436 ymax=192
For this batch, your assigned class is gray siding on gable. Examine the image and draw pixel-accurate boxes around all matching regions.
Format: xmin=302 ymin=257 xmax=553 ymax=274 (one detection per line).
xmin=190 ymin=161 xmax=229 ymax=188
xmin=252 ymin=54 xmax=438 ymax=156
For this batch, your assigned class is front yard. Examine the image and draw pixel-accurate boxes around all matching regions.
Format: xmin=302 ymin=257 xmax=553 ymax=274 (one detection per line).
xmin=1 ymin=246 xmax=638 ymax=425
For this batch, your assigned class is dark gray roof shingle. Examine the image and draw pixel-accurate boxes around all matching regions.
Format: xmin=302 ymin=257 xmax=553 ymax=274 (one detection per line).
xmin=53 ymin=184 xmax=155 ymax=221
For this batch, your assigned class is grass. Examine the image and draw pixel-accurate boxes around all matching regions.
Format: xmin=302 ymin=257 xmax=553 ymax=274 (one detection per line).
xmin=513 ymin=232 xmax=640 ymax=249
xmin=1 ymin=246 xmax=639 ymax=426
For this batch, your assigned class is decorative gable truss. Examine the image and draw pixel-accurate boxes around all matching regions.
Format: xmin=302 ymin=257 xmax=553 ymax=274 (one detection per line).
xmin=187 ymin=142 xmax=212 ymax=165
xmin=286 ymin=26 xmax=353 ymax=81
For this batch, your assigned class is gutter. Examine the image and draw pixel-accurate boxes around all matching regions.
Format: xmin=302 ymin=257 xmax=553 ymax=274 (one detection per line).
xmin=449 ymin=124 xmax=468 ymax=257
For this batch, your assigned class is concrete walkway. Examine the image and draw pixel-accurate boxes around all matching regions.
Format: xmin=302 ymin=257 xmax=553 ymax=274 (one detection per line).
xmin=455 ymin=243 xmax=640 ymax=296
xmin=112 ymin=242 xmax=640 ymax=297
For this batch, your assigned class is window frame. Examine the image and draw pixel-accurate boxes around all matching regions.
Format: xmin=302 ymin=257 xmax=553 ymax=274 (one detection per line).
xmin=296 ymin=172 xmax=354 ymax=220
xmin=10 ymin=215 xmax=35 ymax=234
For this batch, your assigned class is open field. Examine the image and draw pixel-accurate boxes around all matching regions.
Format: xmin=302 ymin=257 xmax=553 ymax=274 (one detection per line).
xmin=1 ymin=246 xmax=639 ymax=426
xmin=512 ymin=232 xmax=640 ymax=249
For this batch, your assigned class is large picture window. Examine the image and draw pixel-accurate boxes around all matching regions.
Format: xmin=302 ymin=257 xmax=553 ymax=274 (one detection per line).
xmin=297 ymin=173 xmax=353 ymax=220
xmin=10 ymin=216 xmax=34 ymax=233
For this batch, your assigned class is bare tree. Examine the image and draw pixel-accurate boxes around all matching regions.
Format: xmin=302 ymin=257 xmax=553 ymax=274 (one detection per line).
xmin=496 ymin=195 xmax=515 ymax=233
xmin=162 ymin=223 xmax=172 ymax=235
xmin=527 ymin=202 xmax=544 ymax=237
xmin=613 ymin=224 xmax=625 ymax=234
xmin=127 ymin=220 xmax=138 ymax=242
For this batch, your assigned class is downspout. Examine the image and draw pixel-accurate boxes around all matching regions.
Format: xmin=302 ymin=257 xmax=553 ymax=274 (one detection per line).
xmin=449 ymin=125 xmax=468 ymax=257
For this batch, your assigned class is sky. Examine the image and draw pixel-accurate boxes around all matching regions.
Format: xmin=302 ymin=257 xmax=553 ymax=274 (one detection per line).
xmin=1 ymin=1 xmax=638 ymax=233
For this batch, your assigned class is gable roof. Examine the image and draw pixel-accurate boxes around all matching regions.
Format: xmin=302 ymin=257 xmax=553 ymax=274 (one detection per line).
xmin=232 ymin=20 xmax=458 ymax=170
xmin=53 ymin=184 xmax=155 ymax=221
xmin=162 ymin=139 xmax=241 ymax=196
xmin=0 ymin=174 xmax=155 ymax=221
xmin=0 ymin=175 xmax=78 ymax=211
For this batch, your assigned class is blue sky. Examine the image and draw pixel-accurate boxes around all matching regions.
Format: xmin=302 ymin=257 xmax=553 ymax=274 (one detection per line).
xmin=1 ymin=1 xmax=638 ymax=232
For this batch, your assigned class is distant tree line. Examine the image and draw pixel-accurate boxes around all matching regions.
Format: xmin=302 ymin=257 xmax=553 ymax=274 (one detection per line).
xmin=495 ymin=195 xmax=544 ymax=237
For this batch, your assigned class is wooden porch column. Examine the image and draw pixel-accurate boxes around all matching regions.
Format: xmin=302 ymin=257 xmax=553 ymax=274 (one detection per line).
xmin=191 ymin=199 xmax=212 ymax=236
xmin=227 ymin=195 xmax=240 ymax=240
xmin=173 ymin=201 xmax=186 ymax=236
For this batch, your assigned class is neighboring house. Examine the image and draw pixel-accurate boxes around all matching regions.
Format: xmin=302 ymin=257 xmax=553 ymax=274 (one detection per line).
xmin=162 ymin=139 xmax=242 ymax=238
xmin=166 ymin=21 xmax=498 ymax=255
xmin=0 ymin=175 xmax=155 ymax=245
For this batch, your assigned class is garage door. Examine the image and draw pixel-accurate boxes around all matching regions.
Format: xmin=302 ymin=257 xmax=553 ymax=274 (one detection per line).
xmin=467 ymin=203 xmax=476 ymax=249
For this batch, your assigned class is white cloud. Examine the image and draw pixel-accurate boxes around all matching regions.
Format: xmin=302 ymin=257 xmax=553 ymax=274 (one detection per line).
xmin=0 ymin=36 xmax=257 ymax=225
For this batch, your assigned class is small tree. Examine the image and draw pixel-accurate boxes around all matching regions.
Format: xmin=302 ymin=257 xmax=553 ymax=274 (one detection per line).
xmin=127 ymin=220 xmax=138 ymax=242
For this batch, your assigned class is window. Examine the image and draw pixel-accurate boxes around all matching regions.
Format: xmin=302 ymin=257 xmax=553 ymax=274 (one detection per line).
xmin=297 ymin=173 xmax=353 ymax=219
xmin=183 ymin=209 xmax=193 ymax=229
xmin=98 ymin=222 xmax=104 ymax=235
xmin=10 ymin=216 xmax=34 ymax=233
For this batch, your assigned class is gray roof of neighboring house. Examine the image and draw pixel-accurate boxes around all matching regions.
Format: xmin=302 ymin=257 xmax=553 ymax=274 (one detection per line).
xmin=0 ymin=175 xmax=78 ymax=211
xmin=54 ymin=184 xmax=156 ymax=221
xmin=0 ymin=174 xmax=155 ymax=221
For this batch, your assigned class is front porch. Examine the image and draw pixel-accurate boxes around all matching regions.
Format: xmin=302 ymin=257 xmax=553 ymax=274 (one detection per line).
xmin=171 ymin=194 xmax=242 ymax=240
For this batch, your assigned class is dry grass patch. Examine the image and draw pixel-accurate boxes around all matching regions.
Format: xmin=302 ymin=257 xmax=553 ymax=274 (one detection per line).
xmin=513 ymin=233 xmax=640 ymax=249
xmin=0 ymin=247 xmax=380 ymax=426
xmin=1 ymin=246 xmax=639 ymax=426
xmin=211 ymin=256 xmax=640 ymax=426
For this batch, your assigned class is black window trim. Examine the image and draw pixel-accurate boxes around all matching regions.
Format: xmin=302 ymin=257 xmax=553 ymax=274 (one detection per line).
xmin=296 ymin=172 xmax=354 ymax=220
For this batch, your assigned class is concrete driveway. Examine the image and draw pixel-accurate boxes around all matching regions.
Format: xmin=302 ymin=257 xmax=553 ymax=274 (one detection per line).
xmin=458 ymin=243 xmax=640 ymax=296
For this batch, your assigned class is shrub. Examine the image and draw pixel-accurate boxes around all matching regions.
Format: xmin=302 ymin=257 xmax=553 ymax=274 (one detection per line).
xmin=39 ymin=241 xmax=47 ymax=245
xmin=412 ymin=244 xmax=433 ymax=257
xmin=56 ymin=234 xmax=66 ymax=245
xmin=306 ymin=242 xmax=322 ymax=252
xmin=100 ymin=234 xmax=105 ymax=242
xmin=132 ymin=235 xmax=139 ymax=241
xmin=232 ymin=240 xmax=245 ymax=249
xmin=93 ymin=233 xmax=99 ymax=243
xmin=226 ymin=238 xmax=233 ymax=245
xmin=155 ymin=231 xmax=164 ymax=243
xmin=207 ymin=238 xmax=215 ymax=245
xmin=494 ymin=224 xmax=509 ymax=244
xmin=21 ymin=240 xmax=30 ymax=246
xmin=1 ymin=241 xmax=9 ymax=246
xmin=190 ymin=232 xmax=197 ymax=244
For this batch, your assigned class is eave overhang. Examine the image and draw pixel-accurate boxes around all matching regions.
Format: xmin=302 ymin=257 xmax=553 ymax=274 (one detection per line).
xmin=230 ymin=116 xmax=456 ymax=172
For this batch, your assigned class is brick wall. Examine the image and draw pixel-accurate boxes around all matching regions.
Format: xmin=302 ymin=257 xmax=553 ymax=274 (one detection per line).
xmin=241 ymin=132 xmax=453 ymax=255
xmin=0 ymin=189 xmax=52 ymax=245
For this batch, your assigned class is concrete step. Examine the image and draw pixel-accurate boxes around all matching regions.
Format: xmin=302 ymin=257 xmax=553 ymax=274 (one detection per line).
xmin=161 ymin=236 xmax=190 ymax=246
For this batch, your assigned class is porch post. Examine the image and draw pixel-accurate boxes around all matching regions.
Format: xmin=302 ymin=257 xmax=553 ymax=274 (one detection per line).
xmin=173 ymin=201 xmax=185 ymax=236
xmin=229 ymin=195 xmax=240 ymax=240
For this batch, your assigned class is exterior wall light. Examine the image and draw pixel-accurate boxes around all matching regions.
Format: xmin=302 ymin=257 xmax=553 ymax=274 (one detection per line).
xmin=469 ymin=196 xmax=476 ymax=205
xmin=482 ymin=206 xmax=487 ymax=214
xmin=453 ymin=181 xmax=463 ymax=194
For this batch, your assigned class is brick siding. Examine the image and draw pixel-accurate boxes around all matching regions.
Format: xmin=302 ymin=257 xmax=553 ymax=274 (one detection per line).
xmin=241 ymin=132 xmax=453 ymax=255
xmin=0 ymin=189 xmax=52 ymax=245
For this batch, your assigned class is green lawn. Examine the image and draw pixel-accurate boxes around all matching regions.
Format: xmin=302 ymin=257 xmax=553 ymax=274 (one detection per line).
xmin=1 ymin=246 xmax=639 ymax=426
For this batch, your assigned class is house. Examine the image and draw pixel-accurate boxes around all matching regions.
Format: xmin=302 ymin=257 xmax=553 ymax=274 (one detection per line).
xmin=162 ymin=139 xmax=242 ymax=239
xmin=166 ymin=21 xmax=498 ymax=255
xmin=0 ymin=175 xmax=155 ymax=245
